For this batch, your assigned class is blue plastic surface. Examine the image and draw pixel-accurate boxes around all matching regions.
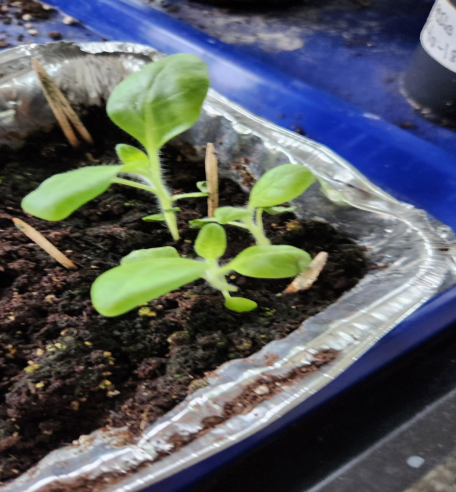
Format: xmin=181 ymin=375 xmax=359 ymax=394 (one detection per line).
xmin=13 ymin=1 xmax=456 ymax=489
xmin=144 ymin=0 xmax=456 ymax=156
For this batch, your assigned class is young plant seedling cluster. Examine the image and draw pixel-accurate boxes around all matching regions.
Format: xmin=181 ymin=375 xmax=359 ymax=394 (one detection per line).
xmin=22 ymin=54 xmax=317 ymax=315
xmin=190 ymin=163 xmax=314 ymax=245
xmin=91 ymin=223 xmax=311 ymax=315
xmin=22 ymin=54 xmax=210 ymax=241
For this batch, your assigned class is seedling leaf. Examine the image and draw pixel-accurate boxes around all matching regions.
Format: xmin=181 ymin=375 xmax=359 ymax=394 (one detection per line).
xmin=107 ymin=54 xmax=209 ymax=150
xmin=263 ymin=205 xmax=297 ymax=215
xmin=189 ymin=218 xmax=217 ymax=228
xmin=195 ymin=223 xmax=226 ymax=260
xmin=224 ymin=297 xmax=257 ymax=312
xmin=197 ymin=181 xmax=208 ymax=192
xmin=142 ymin=213 xmax=165 ymax=221
xmin=214 ymin=206 xmax=251 ymax=224
xmin=249 ymin=164 xmax=315 ymax=208
xmin=22 ymin=165 xmax=123 ymax=221
xmin=231 ymin=245 xmax=312 ymax=278
xmin=121 ymin=246 xmax=179 ymax=265
xmin=91 ymin=258 xmax=206 ymax=316
xmin=116 ymin=144 xmax=149 ymax=173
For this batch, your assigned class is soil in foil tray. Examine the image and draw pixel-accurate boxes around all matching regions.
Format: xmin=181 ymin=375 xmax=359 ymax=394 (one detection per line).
xmin=0 ymin=111 xmax=368 ymax=483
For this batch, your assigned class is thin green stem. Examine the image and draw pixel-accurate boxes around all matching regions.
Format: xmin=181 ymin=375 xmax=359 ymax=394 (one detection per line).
xmin=216 ymin=261 xmax=235 ymax=276
xmin=205 ymin=261 xmax=237 ymax=292
xmin=243 ymin=214 xmax=270 ymax=246
xmin=256 ymin=207 xmax=265 ymax=240
xmin=146 ymin=151 xmax=180 ymax=241
xmin=227 ymin=221 xmax=249 ymax=230
xmin=112 ymin=178 xmax=156 ymax=193
xmin=221 ymin=289 xmax=232 ymax=301
xmin=172 ymin=192 xmax=209 ymax=201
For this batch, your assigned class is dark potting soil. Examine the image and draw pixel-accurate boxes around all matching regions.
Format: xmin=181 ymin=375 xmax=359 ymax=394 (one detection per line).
xmin=0 ymin=114 xmax=367 ymax=483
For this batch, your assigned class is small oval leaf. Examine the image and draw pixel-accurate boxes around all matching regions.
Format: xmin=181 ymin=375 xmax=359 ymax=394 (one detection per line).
xmin=91 ymin=258 xmax=206 ymax=317
xmin=249 ymin=164 xmax=315 ymax=208
xmin=231 ymin=245 xmax=312 ymax=278
xmin=197 ymin=181 xmax=208 ymax=193
xmin=121 ymin=246 xmax=179 ymax=265
xmin=224 ymin=297 xmax=258 ymax=312
xmin=214 ymin=206 xmax=251 ymax=224
xmin=142 ymin=213 xmax=165 ymax=222
xmin=116 ymin=144 xmax=149 ymax=173
xmin=22 ymin=165 xmax=123 ymax=221
xmin=195 ymin=223 xmax=227 ymax=260
xmin=107 ymin=54 xmax=209 ymax=150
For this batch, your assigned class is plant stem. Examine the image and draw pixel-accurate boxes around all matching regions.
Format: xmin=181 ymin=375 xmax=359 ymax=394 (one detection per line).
xmin=205 ymin=261 xmax=237 ymax=293
xmin=112 ymin=178 xmax=156 ymax=194
xmin=255 ymin=207 xmax=265 ymax=240
xmin=244 ymin=208 xmax=270 ymax=246
xmin=221 ymin=289 xmax=232 ymax=302
xmin=147 ymin=152 xmax=180 ymax=241
xmin=227 ymin=221 xmax=249 ymax=229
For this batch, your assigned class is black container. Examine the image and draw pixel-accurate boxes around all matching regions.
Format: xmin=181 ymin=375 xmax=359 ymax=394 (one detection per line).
xmin=404 ymin=0 xmax=456 ymax=122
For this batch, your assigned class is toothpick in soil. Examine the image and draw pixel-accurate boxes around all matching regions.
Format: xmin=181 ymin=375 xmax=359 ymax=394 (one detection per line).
xmin=13 ymin=218 xmax=77 ymax=270
xmin=284 ymin=252 xmax=328 ymax=293
xmin=205 ymin=143 xmax=219 ymax=218
xmin=31 ymin=58 xmax=93 ymax=148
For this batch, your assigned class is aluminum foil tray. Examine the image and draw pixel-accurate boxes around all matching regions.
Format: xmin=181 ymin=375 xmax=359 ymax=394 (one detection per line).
xmin=0 ymin=42 xmax=455 ymax=492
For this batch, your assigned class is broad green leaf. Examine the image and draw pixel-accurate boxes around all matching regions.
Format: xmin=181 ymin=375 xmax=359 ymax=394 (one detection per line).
xmin=121 ymin=246 xmax=179 ymax=265
xmin=224 ymin=297 xmax=258 ymax=312
xmin=249 ymin=164 xmax=315 ymax=208
xmin=214 ymin=206 xmax=251 ymax=224
xmin=22 ymin=165 xmax=123 ymax=221
xmin=197 ymin=181 xmax=208 ymax=193
xmin=189 ymin=218 xmax=217 ymax=228
xmin=263 ymin=205 xmax=297 ymax=215
xmin=116 ymin=144 xmax=149 ymax=174
xmin=142 ymin=213 xmax=165 ymax=222
xmin=195 ymin=223 xmax=226 ymax=260
xmin=231 ymin=245 xmax=312 ymax=278
xmin=107 ymin=54 xmax=209 ymax=150
xmin=91 ymin=258 xmax=206 ymax=317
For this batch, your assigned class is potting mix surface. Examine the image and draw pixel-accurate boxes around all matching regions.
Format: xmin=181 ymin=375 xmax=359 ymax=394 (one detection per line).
xmin=0 ymin=113 xmax=367 ymax=482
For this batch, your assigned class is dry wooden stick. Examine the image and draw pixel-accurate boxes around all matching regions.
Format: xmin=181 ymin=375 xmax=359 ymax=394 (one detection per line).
xmin=284 ymin=252 xmax=328 ymax=293
xmin=205 ymin=143 xmax=219 ymax=217
xmin=13 ymin=218 xmax=77 ymax=270
xmin=31 ymin=58 xmax=93 ymax=147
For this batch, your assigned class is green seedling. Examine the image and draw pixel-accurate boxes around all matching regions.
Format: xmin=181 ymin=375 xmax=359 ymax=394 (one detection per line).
xmin=190 ymin=164 xmax=314 ymax=245
xmin=91 ymin=223 xmax=311 ymax=316
xmin=21 ymin=54 xmax=210 ymax=241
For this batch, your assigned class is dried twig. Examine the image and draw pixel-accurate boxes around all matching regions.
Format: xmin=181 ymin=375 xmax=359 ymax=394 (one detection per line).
xmin=284 ymin=252 xmax=328 ymax=293
xmin=31 ymin=58 xmax=93 ymax=148
xmin=13 ymin=218 xmax=77 ymax=270
xmin=205 ymin=143 xmax=219 ymax=217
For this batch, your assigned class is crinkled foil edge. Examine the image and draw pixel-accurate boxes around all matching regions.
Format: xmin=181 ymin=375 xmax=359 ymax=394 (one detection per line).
xmin=0 ymin=42 xmax=454 ymax=492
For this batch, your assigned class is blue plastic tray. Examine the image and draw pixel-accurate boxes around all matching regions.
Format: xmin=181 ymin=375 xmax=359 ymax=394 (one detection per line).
xmin=129 ymin=0 xmax=456 ymax=156
xmin=31 ymin=1 xmax=456 ymax=489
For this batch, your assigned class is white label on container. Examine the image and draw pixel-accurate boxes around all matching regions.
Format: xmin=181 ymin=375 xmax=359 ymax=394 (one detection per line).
xmin=421 ymin=0 xmax=456 ymax=72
